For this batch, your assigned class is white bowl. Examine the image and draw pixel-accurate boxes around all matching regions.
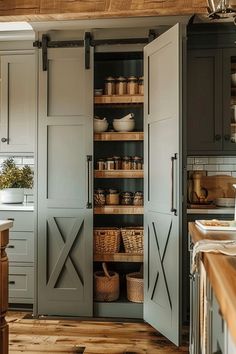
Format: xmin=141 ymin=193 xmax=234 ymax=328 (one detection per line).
xmin=112 ymin=119 xmax=135 ymax=132
xmin=214 ymin=198 xmax=235 ymax=207
xmin=231 ymin=73 xmax=236 ymax=87
xmin=94 ymin=119 xmax=108 ymax=133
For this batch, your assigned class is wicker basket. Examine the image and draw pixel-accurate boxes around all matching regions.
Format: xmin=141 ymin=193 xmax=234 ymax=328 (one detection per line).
xmin=121 ymin=227 xmax=143 ymax=254
xmin=94 ymin=227 xmax=121 ymax=254
xmin=94 ymin=262 xmax=120 ymax=302
xmin=126 ymin=272 xmax=143 ymax=303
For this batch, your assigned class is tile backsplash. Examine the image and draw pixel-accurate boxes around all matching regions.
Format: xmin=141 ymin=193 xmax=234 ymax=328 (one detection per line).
xmin=0 ymin=155 xmax=34 ymax=203
xmin=187 ymin=156 xmax=236 ymax=177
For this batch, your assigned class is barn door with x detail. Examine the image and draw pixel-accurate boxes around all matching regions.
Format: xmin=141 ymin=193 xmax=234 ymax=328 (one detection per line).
xmin=144 ymin=24 xmax=183 ymax=345
xmin=37 ymin=46 xmax=93 ymax=316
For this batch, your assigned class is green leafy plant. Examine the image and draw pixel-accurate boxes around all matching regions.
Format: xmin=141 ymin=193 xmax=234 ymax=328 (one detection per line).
xmin=0 ymin=158 xmax=33 ymax=189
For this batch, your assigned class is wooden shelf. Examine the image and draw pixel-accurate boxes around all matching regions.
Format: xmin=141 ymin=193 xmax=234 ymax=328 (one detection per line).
xmin=94 ymin=131 xmax=144 ymax=141
xmin=94 ymin=253 xmax=143 ymax=262
xmin=231 ymin=123 xmax=236 ymax=127
xmin=94 ymin=205 xmax=144 ymax=214
xmin=94 ymin=170 xmax=143 ymax=178
xmin=94 ymin=94 xmax=144 ymax=104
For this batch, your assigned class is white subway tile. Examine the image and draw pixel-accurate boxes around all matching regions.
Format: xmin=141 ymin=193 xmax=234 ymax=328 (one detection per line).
xmin=187 ymin=164 xmax=193 ymax=170
xmin=223 ymin=157 xmax=236 ymax=164
xmin=207 ymin=171 xmax=221 ymax=176
xmin=208 ymin=157 xmax=224 ymax=164
xmin=193 ymin=165 xmax=204 ymax=171
xmin=187 ymin=157 xmax=194 ymax=164
xmin=218 ymin=164 xmax=234 ymax=171
xmin=194 ymin=157 xmax=209 ymax=164
xmin=214 ymin=171 xmax=232 ymax=176
xmin=232 ymin=172 xmax=236 ymax=178
xmin=204 ymin=165 xmax=219 ymax=171
xmin=23 ymin=157 xmax=34 ymax=165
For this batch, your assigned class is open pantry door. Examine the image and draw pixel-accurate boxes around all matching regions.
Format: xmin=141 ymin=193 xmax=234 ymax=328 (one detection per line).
xmin=144 ymin=23 xmax=183 ymax=345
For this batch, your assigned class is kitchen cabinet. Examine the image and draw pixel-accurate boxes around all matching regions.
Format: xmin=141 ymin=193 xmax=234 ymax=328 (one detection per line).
xmin=36 ymin=22 xmax=184 ymax=346
xmin=0 ymin=210 xmax=34 ymax=305
xmin=0 ymin=53 xmax=36 ymax=153
xmin=187 ymin=47 xmax=236 ymax=155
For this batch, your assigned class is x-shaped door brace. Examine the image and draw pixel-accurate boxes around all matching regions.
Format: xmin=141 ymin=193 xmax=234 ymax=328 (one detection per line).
xmin=150 ymin=220 xmax=173 ymax=310
xmin=47 ymin=217 xmax=84 ymax=289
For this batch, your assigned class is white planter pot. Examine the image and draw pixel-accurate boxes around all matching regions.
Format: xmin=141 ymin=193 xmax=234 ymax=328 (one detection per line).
xmin=1 ymin=188 xmax=24 ymax=204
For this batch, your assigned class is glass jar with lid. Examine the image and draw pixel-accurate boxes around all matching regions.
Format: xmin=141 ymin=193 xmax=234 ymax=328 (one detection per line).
xmin=105 ymin=157 xmax=115 ymax=170
xmin=113 ymin=156 xmax=122 ymax=170
xmin=138 ymin=76 xmax=144 ymax=95
xmin=96 ymin=158 xmax=105 ymax=170
xmin=94 ymin=189 xmax=106 ymax=206
xmin=133 ymin=191 xmax=143 ymax=206
xmin=127 ymin=76 xmax=138 ymax=95
xmin=116 ymin=76 xmax=127 ymax=95
xmin=106 ymin=189 xmax=119 ymax=205
xmin=105 ymin=76 xmax=115 ymax=95
xmin=120 ymin=191 xmax=134 ymax=205
xmin=122 ymin=156 xmax=132 ymax=170
xmin=131 ymin=156 xmax=143 ymax=170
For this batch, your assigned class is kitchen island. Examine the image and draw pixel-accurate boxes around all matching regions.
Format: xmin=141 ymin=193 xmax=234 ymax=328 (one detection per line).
xmin=0 ymin=220 xmax=13 ymax=354
xmin=189 ymin=222 xmax=236 ymax=354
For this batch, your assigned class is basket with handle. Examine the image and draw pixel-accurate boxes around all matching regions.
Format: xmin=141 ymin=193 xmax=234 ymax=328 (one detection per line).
xmin=121 ymin=227 xmax=143 ymax=254
xmin=126 ymin=272 xmax=143 ymax=303
xmin=94 ymin=227 xmax=121 ymax=254
xmin=94 ymin=262 xmax=119 ymax=302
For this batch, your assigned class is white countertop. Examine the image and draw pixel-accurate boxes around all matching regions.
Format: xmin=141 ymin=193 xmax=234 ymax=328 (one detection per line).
xmin=0 ymin=203 xmax=34 ymax=211
xmin=0 ymin=220 xmax=13 ymax=231
xmin=187 ymin=208 xmax=235 ymax=214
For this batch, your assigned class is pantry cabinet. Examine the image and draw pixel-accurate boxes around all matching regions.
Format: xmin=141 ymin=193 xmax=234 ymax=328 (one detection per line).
xmin=37 ymin=22 xmax=184 ymax=346
xmin=0 ymin=53 xmax=36 ymax=153
xmin=187 ymin=30 xmax=236 ymax=155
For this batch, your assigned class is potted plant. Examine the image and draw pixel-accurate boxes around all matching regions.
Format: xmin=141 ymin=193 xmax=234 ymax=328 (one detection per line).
xmin=0 ymin=158 xmax=33 ymax=204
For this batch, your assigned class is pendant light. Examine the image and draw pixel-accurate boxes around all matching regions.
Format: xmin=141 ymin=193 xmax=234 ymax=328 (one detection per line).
xmin=207 ymin=0 xmax=236 ymax=19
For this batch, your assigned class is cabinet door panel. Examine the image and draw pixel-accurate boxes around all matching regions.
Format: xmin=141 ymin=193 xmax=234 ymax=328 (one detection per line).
xmin=38 ymin=47 xmax=93 ymax=316
xmin=187 ymin=49 xmax=222 ymax=152
xmin=0 ymin=54 xmax=36 ymax=152
xmin=144 ymin=23 xmax=183 ymax=346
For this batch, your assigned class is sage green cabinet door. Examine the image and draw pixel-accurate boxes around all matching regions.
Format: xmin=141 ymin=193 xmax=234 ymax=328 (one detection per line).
xmin=144 ymin=23 xmax=183 ymax=346
xmin=0 ymin=53 xmax=36 ymax=153
xmin=37 ymin=46 xmax=93 ymax=316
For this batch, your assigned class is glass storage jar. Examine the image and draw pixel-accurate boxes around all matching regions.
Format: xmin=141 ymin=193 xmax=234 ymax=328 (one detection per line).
xmin=127 ymin=76 xmax=138 ymax=95
xmin=138 ymin=76 xmax=144 ymax=95
xmin=105 ymin=76 xmax=115 ymax=95
xmin=122 ymin=156 xmax=132 ymax=170
xmin=133 ymin=191 xmax=143 ymax=206
xmin=94 ymin=189 xmax=106 ymax=206
xmin=96 ymin=158 xmax=105 ymax=170
xmin=116 ymin=76 xmax=127 ymax=95
xmin=105 ymin=157 xmax=115 ymax=170
xmin=113 ymin=156 xmax=122 ymax=170
xmin=131 ymin=156 xmax=143 ymax=170
xmin=106 ymin=189 xmax=119 ymax=205
xmin=120 ymin=191 xmax=133 ymax=205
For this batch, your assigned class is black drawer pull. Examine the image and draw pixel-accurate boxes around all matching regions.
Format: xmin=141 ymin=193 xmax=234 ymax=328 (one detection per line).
xmin=7 ymin=245 xmax=15 ymax=249
xmin=8 ymin=281 xmax=15 ymax=285
xmin=7 ymin=218 xmax=14 ymax=221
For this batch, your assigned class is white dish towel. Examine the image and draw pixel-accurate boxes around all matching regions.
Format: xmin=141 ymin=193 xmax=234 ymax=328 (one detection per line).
xmin=191 ymin=239 xmax=236 ymax=354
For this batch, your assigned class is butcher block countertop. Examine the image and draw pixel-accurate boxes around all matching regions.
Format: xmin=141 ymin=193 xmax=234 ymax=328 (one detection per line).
xmin=189 ymin=222 xmax=236 ymax=345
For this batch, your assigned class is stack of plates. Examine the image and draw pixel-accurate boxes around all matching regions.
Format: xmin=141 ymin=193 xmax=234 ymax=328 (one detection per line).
xmin=214 ymin=198 xmax=235 ymax=207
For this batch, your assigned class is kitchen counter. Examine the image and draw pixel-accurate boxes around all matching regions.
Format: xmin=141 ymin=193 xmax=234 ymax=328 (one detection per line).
xmin=187 ymin=208 xmax=234 ymax=214
xmin=0 ymin=220 xmax=13 ymax=232
xmin=0 ymin=203 xmax=34 ymax=211
xmin=189 ymin=222 xmax=236 ymax=345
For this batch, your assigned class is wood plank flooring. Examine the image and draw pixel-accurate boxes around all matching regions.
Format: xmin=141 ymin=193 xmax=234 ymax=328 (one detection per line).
xmin=7 ymin=312 xmax=189 ymax=354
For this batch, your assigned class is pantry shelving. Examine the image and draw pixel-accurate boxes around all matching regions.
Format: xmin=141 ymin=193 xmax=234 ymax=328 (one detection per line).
xmin=94 ymin=170 xmax=143 ymax=178
xmin=94 ymin=94 xmax=143 ymax=105
xmin=94 ymin=253 xmax=143 ymax=262
xmin=94 ymin=131 xmax=144 ymax=141
xmin=94 ymin=205 xmax=144 ymax=215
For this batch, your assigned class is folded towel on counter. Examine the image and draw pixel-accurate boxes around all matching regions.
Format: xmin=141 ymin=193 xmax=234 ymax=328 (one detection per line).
xmin=191 ymin=239 xmax=236 ymax=274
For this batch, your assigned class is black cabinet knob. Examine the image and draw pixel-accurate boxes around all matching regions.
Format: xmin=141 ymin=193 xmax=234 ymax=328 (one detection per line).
xmin=224 ymin=134 xmax=231 ymax=141
xmin=1 ymin=137 xmax=8 ymax=143
xmin=215 ymin=134 xmax=221 ymax=141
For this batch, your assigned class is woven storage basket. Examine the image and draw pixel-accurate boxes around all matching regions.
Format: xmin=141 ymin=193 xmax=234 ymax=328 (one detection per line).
xmin=94 ymin=227 xmax=120 ymax=254
xmin=94 ymin=262 xmax=119 ymax=302
xmin=121 ymin=227 xmax=143 ymax=254
xmin=126 ymin=272 xmax=143 ymax=303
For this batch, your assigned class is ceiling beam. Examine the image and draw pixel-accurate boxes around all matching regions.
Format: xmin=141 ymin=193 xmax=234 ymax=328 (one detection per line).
xmin=0 ymin=0 xmax=208 ymax=21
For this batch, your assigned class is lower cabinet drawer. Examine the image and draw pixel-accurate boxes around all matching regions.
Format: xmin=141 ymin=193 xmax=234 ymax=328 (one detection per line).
xmin=7 ymin=232 xmax=34 ymax=262
xmin=0 ymin=211 xmax=34 ymax=232
xmin=9 ymin=267 xmax=34 ymax=300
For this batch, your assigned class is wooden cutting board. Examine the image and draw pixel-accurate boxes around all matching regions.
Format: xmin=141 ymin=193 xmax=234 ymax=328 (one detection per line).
xmin=200 ymin=175 xmax=236 ymax=201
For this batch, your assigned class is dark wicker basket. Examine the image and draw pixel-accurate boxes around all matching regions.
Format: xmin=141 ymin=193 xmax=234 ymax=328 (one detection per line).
xmin=121 ymin=227 xmax=144 ymax=254
xmin=94 ymin=263 xmax=120 ymax=302
xmin=94 ymin=227 xmax=121 ymax=254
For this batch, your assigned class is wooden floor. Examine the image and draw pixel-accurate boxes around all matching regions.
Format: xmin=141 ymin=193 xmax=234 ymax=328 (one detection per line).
xmin=7 ymin=312 xmax=189 ymax=354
